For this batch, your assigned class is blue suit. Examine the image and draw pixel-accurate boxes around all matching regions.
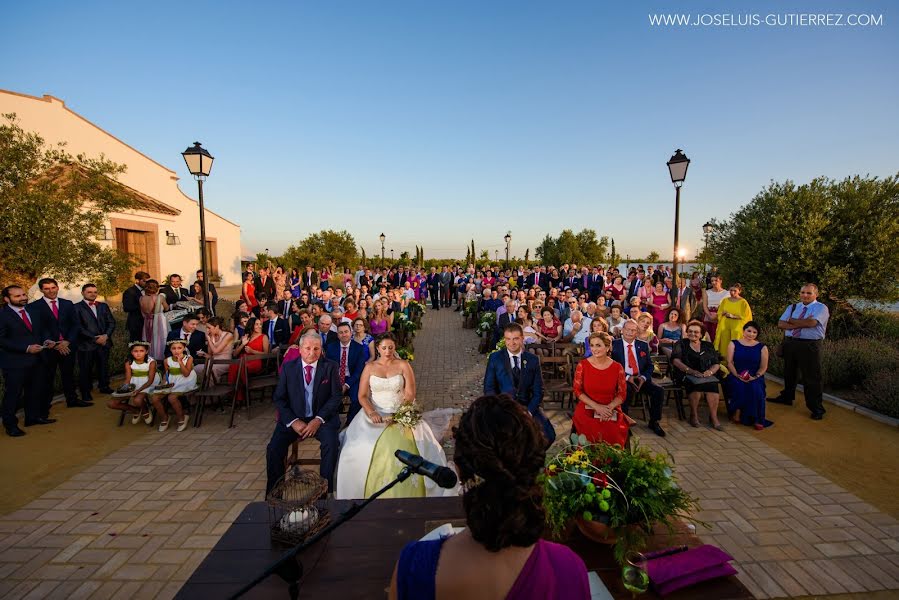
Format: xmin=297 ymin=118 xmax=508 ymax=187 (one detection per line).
xmin=483 ymin=349 xmax=556 ymax=444
xmin=0 ymin=305 xmax=44 ymax=428
xmin=611 ymin=338 xmax=663 ymax=423
xmin=28 ymin=297 xmax=80 ymax=411
xmin=266 ymin=358 xmax=342 ymax=494
xmin=325 ymin=339 xmax=366 ymax=424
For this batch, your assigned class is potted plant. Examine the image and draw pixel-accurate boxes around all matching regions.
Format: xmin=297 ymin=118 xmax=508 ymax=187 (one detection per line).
xmin=539 ymin=434 xmax=701 ymax=563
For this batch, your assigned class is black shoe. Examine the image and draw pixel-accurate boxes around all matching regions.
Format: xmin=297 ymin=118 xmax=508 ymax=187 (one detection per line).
xmin=67 ymin=400 xmax=93 ymax=408
xmin=767 ymin=396 xmax=793 ymax=406
xmin=99 ymin=388 xmax=115 ymax=394
xmin=649 ymin=421 xmax=666 ymax=437
xmin=811 ymin=413 xmax=824 ymax=420
xmin=25 ymin=417 xmax=57 ymax=426
xmin=5 ymin=426 xmax=25 ymax=437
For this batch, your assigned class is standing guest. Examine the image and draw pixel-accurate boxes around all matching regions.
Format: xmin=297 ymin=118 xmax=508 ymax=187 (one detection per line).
xmin=671 ymin=320 xmax=723 ymax=430
xmin=302 ymin=265 xmax=319 ymax=291
xmin=325 ymin=322 xmax=366 ymax=423
xmin=263 ymin=303 xmax=291 ymax=348
xmin=140 ymin=280 xmax=170 ymax=361
xmin=535 ymin=307 xmax=562 ymax=343
xmin=242 ymin=263 xmax=256 ymax=283
xmin=426 ymin=267 xmax=441 ymax=310
xmin=352 ymin=317 xmax=376 ymax=362
xmin=277 ymin=289 xmax=295 ymax=320
xmin=108 ymin=341 xmax=158 ymax=425
xmin=647 ymin=281 xmax=672 ymax=332
xmin=713 ymin=283 xmax=753 ymax=362
xmin=483 ymin=323 xmax=556 ymax=444
xmin=702 ymin=275 xmax=729 ymax=342
xmin=691 ymin=271 xmax=704 ymax=302
xmin=440 ymin=266 xmax=453 ymax=308
xmin=160 ymin=274 xmax=188 ymax=307
xmin=573 ymin=333 xmax=630 ymax=446
xmin=672 ymin=274 xmax=697 ymax=323
xmin=289 ymin=268 xmax=301 ymax=298
xmin=192 ymin=270 xmax=218 ymax=313
xmin=74 ymin=283 xmax=116 ymax=401
xmin=30 ymin=278 xmax=86 ymax=411
xmin=657 ymin=308 xmax=685 ymax=359
xmin=195 ymin=317 xmax=233 ymax=384
xmin=611 ymin=320 xmax=666 ymax=437
xmin=241 ymin=272 xmax=259 ymax=316
xmin=122 ymin=271 xmax=149 ymax=342
xmin=1 ymin=285 xmax=45 ymax=436
xmin=726 ymin=321 xmax=770 ymax=430
xmin=255 ymin=268 xmax=276 ymax=305
xmin=165 ymin=314 xmax=206 ymax=358
xmin=390 ymin=394 xmax=590 ymax=600
xmin=768 ymin=284 xmax=830 ymax=420
xmin=273 ymin=266 xmax=287 ymax=300
xmin=319 ymin=265 xmax=332 ymax=291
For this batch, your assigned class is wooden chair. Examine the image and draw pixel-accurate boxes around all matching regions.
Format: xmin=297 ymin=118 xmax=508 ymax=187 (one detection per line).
xmin=192 ymin=356 xmax=243 ymax=428
xmin=244 ymin=348 xmax=282 ymax=408
xmin=540 ymin=354 xmax=573 ymax=409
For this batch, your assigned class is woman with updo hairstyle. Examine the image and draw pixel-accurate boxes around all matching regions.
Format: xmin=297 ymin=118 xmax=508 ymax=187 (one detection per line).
xmin=389 ymin=395 xmax=589 ymax=600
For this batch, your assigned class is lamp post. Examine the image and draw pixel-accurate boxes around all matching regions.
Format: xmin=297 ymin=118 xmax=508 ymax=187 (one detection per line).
xmin=379 ymin=233 xmax=386 ymax=268
xmin=504 ymin=231 xmax=511 ymax=270
xmin=702 ymin=221 xmax=714 ymax=273
xmin=391 ymin=249 xmax=395 ymax=261
xmin=181 ymin=142 xmax=215 ymax=310
xmin=666 ymin=149 xmax=690 ymax=283
xmin=495 ymin=249 xmax=499 ymax=263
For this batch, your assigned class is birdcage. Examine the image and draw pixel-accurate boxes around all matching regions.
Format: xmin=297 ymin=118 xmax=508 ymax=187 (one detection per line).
xmin=267 ymin=466 xmax=330 ymax=547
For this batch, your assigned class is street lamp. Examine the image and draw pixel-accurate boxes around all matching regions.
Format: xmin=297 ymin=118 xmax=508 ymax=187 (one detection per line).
xmin=666 ymin=149 xmax=690 ymax=282
xmin=379 ymin=233 xmax=386 ymax=268
xmin=495 ymin=249 xmax=499 ymax=262
xmin=702 ymin=221 xmax=715 ymax=273
xmin=391 ymin=249 xmax=395 ymax=261
xmin=504 ymin=231 xmax=511 ymax=269
xmin=181 ymin=142 xmax=215 ymax=310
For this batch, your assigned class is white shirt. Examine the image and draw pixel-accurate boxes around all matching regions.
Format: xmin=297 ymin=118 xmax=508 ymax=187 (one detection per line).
xmin=85 ymin=300 xmax=98 ymax=318
xmin=42 ymin=296 xmax=59 ymax=312
xmin=507 ymin=350 xmax=523 ymax=370
xmin=622 ymin=341 xmax=637 ymax=376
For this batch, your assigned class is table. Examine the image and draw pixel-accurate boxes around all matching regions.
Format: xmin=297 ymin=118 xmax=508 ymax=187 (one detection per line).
xmin=176 ymin=499 xmax=752 ymax=599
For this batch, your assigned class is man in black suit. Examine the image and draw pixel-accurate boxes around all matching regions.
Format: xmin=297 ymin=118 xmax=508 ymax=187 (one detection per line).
xmin=30 ymin=278 xmax=89 ymax=413
xmin=626 ymin=271 xmax=646 ymax=302
xmin=1 ymin=285 xmax=45 ymax=436
xmin=266 ymin=330 xmax=342 ymax=494
xmin=190 ymin=269 xmax=219 ymax=313
xmin=165 ymin=314 xmax=206 ymax=358
xmin=324 ymin=322 xmax=366 ymax=424
xmin=426 ymin=267 xmax=441 ymax=310
xmin=122 ymin=271 xmax=149 ymax=342
xmin=277 ymin=290 xmax=295 ymax=320
xmin=263 ymin=303 xmax=291 ymax=348
xmin=611 ymin=319 xmax=666 ymax=437
xmin=160 ymin=273 xmax=189 ymax=306
xmin=255 ymin=268 xmax=276 ymax=305
xmin=316 ymin=314 xmax=339 ymax=347
xmin=495 ymin=299 xmax=516 ymax=344
xmin=74 ymin=283 xmax=116 ymax=401
xmin=302 ymin=265 xmax=318 ymax=291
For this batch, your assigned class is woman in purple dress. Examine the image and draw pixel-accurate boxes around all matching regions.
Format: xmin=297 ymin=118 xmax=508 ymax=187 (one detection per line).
xmin=390 ymin=394 xmax=590 ymax=600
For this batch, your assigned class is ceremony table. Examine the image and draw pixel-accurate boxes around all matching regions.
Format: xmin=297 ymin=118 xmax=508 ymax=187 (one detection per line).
xmin=176 ymin=498 xmax=752 ymax=599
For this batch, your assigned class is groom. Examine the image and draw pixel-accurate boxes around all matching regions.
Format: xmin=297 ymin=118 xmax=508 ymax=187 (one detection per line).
xmin=483 ymin=323 xmax=556 ymax=444
xmin=266 ymin=330 xmax=342 ymax=496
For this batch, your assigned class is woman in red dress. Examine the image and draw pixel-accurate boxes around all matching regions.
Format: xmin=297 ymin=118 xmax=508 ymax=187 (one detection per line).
xmin=228 ymin=316 xmax=269 ymax=402
xmin=241 ymin=272 xmax=259 ymax=316
xmin=535 ymin=307 xmax=562 ymax=342
xmin=605 ymin=275 xmax=627 ymax=302
xmin=572 ymin=332 xmax=629 ymax=447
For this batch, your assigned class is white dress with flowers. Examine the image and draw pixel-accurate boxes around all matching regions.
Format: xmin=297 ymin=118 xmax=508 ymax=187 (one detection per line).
xmin=335 ymin=374 xmax=457 ymax=499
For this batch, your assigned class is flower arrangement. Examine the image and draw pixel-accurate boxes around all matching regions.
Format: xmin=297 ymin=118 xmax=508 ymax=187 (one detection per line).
xmin=389 ymin=402 xmax=422 ymax=428
xmin=539 ymin=434 xmax=701 ymax=563
xmin=475 ymin=311 xmax=497 ymax=336
xmin=462 ymin=300 xmax=479 ymax=317
xmin=396 ymin=346 xmax=414 ymax=361
xmin=407 ymin=300 xmax=426 ymax=314
xmin=393 ymin=312 xmax=420 ymax=333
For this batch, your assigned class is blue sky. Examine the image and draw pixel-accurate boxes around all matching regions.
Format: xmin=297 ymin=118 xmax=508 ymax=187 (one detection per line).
xmin=3 ymin=1 xmax=897 ymax=259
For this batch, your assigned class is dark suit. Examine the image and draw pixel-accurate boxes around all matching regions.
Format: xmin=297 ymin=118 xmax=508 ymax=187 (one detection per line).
xmin=494 ymin=312 xmax=515 ymax=344
xmin=0 ymin=305 xmax=43 ymax=428
xmin=302 ymin=271 xmax=318 ymax=291
xmin=626 ymin=278 xmax=645 ymax=302
xmin=483 ymin=350 xmax=556 ymax=444
xmin=671 ymin=286 xmax=696 ymax=322
xmin=121 ymin=284 xmax=144 ymax=342
xmin=317 ymin=329 xmax=338 ymax=348
xmin=278 ymin=298 xmax=295 ymax=319
xmin=254 ymin=276 xmax=276 ymax=304
xmin=325 ymin=340 xmax=366 ymax=423
xmin=74 ymin=300 xmax=115 ymax=399
xmin=187 ymin=281 xmax=218 ymax=312
xmin=165 ymin=329 xmax=207 ymax=359
xmin=611 ymin=338 xmax=663 ymax=423
xmin=160 ymin=285 xmax=188 ymax=307
xmin=526 ymin=272 xmax=549 ymax=291
xmin=426 ymin=274 xmax=441 ymax=310
xmin=266 ymin=358 xmax=342 ymax=494
xmin=29 ymin=297 xmax=80 ymax=412
xmin=263 ymin=317 xmax=291 ymax=348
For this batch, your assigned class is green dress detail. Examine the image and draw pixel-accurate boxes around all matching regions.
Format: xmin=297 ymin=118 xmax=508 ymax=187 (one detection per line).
xmin=364 ymin=425 xmax=426 ymax=498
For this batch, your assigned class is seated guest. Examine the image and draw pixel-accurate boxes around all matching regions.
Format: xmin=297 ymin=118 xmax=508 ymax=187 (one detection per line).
xmin=611 ymin=320 xmax=666 ymax=437
xmin=573 ymin=333 xmax=629 ymax=446
xmin=352 ymin=317 xmax=375 ymax=362
xmin=582 ymin=316 xmax=609 ymax=357
xmin=390 ymin=394 xmax=589 ymax=600
xmin=535 ymin=307 xmax=562 ymax=343
xmin=606 ymin=303 xmax=626 ymax=338
xmin=165 ymin=315 xmax=206 ymax=358
xmin=635 ymin=312 xmax=659 ymax=354
xmin=191 ymin=269 xmax=219 ymax=312
xmin=160 ymin=274 xmax=189 ymax=307
xmin=289 ymin=311 xmax=315 ymax=345
xmin=671 ymin=320 xmax=723 ymax=430
xmin=229 ymin=317 xmax=270 ymax=402
xmin=195 ymin=307 xmax=212 ymax=333
xmin=232 ymin=311 xmax=250 ymax=338
xmin=194 ymin=316 xmax=233 ymax=384
xmin=657 ymin=308 xmax=685 ymax=359
xmin=562 ymin=309 xmax=591 ymax=346
xmin=726 ymin=321 xmax=770 ymax=430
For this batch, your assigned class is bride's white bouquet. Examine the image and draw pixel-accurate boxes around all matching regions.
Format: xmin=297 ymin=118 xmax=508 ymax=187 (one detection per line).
xmin=390 ymin=402 xmax=423 ymax=428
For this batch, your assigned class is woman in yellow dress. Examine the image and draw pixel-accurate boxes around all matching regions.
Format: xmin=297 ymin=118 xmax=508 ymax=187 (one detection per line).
xmin=714 ymin=283 xmax=752 ymax=361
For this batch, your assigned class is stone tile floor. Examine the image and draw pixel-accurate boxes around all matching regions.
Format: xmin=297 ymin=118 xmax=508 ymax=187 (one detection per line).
xmin=0 ymin=306 xmax=897 ymax=599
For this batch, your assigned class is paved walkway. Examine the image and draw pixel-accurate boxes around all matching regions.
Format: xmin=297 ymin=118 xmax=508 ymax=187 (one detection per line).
xmin=0 ymin=307 xmax=897 ymax=599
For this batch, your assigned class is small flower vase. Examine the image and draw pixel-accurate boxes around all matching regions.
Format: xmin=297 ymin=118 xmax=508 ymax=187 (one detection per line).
xmin=575 ymin=518 xmax=617 ymax=545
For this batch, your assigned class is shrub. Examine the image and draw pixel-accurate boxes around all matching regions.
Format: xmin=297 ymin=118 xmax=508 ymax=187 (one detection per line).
xmin=863 ymin=369 xmax=899 ymax=419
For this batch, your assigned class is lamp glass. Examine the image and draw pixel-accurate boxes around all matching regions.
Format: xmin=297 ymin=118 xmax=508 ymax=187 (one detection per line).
xmin=703 ymin=222 xmax=714 ymax=234
xmin=667 ymin=160 xmax=689 ymax=183
xmin=182 ymin=143 xmax=215 ymax=177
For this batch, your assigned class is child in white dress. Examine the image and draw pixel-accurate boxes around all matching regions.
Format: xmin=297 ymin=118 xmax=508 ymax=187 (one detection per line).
xmin=107 ymin=342 xmax=160 ymax=425
xmin=150 ymin=340 xmax=197 ymax=432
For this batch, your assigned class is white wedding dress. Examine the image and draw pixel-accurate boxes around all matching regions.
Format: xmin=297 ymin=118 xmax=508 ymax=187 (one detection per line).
xmin=335 ymin=374 xmax=458 ymax=499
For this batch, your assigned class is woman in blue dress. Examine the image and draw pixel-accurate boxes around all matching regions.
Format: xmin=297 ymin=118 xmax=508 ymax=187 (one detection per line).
xmin=725 ymin=321 xmax=772 ymax=430
xmin=289 ymin=268 xmax=301 ymax=298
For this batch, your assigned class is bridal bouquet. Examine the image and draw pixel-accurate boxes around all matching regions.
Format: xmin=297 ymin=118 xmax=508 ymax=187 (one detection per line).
xmin=390 ymin=402 xmax=422 ymax=428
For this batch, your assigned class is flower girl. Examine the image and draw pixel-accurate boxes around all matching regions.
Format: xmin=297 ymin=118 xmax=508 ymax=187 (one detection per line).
xmin=108 ymin=341 xmax=159 ymax=425
xmin=150 ymin=340 xmax=197 ymax=432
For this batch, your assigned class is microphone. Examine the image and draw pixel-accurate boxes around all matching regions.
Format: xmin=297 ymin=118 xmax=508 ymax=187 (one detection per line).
xmin=394 ymin=450 xmax=458 ymax=489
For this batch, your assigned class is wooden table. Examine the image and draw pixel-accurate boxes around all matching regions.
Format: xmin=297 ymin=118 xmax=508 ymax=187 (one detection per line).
xmin=176 ymin=499 xmax=752 ymax=599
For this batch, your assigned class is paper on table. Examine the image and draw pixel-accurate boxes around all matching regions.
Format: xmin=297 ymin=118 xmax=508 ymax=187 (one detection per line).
xmin=419 ymin=523 xmax=465 ymax=541
xmin=588 ymin=571 xmax=614 ymax=600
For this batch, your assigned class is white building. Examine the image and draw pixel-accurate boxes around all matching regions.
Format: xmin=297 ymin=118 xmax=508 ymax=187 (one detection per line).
xmin=0 ymin=89 xmax=242 ymax=295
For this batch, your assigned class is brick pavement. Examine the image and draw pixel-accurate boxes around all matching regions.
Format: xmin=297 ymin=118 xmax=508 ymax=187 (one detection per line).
xmin=1 ymin=306 xmax=897 ymax=598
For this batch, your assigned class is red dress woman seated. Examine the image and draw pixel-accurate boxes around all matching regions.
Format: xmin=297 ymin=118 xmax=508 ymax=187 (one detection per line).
xmin=228 ymin=317 xmax=269 ymax=402
xmin=572 ymin=332 xmax=629 ymax=447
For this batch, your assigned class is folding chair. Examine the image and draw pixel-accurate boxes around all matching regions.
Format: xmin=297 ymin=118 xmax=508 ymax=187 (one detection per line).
xmin=540 ymin=354 xmax=573 ymax=409
xmin=244 ymin=348 xmax=282 ymax=409
xmin=192 ymin=356 xmax=243 ymax=428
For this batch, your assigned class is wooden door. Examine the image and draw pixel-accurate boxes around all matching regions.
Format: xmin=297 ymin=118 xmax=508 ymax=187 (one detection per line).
xmin=115 ymin=229 xmax=150 ymax=273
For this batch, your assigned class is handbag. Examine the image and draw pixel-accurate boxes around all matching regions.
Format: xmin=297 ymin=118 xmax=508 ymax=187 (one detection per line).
xmin=646 ymin=544 xmax=737 ymax=596
xmin=685 ymin=375 xmax=719 ymax=386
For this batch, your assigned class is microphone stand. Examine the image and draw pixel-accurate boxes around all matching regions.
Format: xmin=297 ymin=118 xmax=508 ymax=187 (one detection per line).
xmin=226 ymin=466 xmax=414 ymax=600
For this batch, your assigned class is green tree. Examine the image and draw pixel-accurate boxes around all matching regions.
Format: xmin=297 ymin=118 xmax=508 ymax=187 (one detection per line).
xmin=535 ymin=229 xmax=609 ymax=265
xmin=609 ymin=238 xmax=622 ymax=267
xmin=645 ymin=250 xmax=661 ymax=263
xmin=0 ymin=113 xmax=139 ymax=294
xmin=399 ymin=250 xmax=410 ymax=264
xmin=361 ymin=247 xmax=367 ymax=268
xmin=281 ymin=230 xmax=358 ymax=270
xmin=709 ymin=174 xmax=899 ymax=320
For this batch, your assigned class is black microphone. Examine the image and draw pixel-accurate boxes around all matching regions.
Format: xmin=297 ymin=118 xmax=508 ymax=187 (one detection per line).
xmin=394 ymin=450 xmax=458 ymax=489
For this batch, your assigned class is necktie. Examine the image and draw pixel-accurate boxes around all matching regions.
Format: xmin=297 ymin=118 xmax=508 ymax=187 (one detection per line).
xmin=283 ymin=301 xmax=290 ymax=318
xmin=19 ymin=309 xmax=32 ymax=331
xmin=304 ymin=364 xmax=313 ymax=385
xmin=183 ymin=332 xmax=189 ymax=341
xmin=792 ymin=306 xmax=808 ymax=338
xmin=627 ymin=343 xmax=638 ymax=372
xmin=339 ymin=346 xmax=347 ymax=387
xmin=512 ymin=355 xmax=521 ymax=388
xmin=269 ymin=321 xmax=276 ymax=345
xmin=50 ymin=299 xmax=59 ymax=319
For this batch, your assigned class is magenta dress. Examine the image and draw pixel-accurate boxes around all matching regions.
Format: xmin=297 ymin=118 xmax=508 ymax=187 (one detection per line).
xmin=397 ymin=537 xmax=590 ymax=600
xmin=370 ymin=318 xmax=389 ymax=336
xmin=651 ymin=293 xmax=670 ymax=331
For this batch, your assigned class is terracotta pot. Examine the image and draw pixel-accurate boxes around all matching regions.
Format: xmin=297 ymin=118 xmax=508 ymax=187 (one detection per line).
xmin=575 ymin=518 xmax=617 ymax=544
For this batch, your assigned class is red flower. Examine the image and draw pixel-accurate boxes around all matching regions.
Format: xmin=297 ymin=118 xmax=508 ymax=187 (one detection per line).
xmin=639 ymin=351 xmax=647 ymax=357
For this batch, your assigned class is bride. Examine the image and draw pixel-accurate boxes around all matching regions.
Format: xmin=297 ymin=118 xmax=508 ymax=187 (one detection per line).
xmin=336 ymin=333 xmax=457 ymax=499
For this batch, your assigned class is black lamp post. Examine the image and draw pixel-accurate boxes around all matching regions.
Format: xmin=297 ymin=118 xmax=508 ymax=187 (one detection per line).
xmin=391 ymin=249 xmax=395 ymax=261
xmin=666 ymin=149 xmax=690 ymax=282
xmin=702 ymin=221 xmax=714 ymax=273
xmin=504 ymin=232 xmax=511 ymax=269
xmin=181 ymin=142 xmax=215 ymax=310
xmin=379 ymin=233 xmax=386 ymax=268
